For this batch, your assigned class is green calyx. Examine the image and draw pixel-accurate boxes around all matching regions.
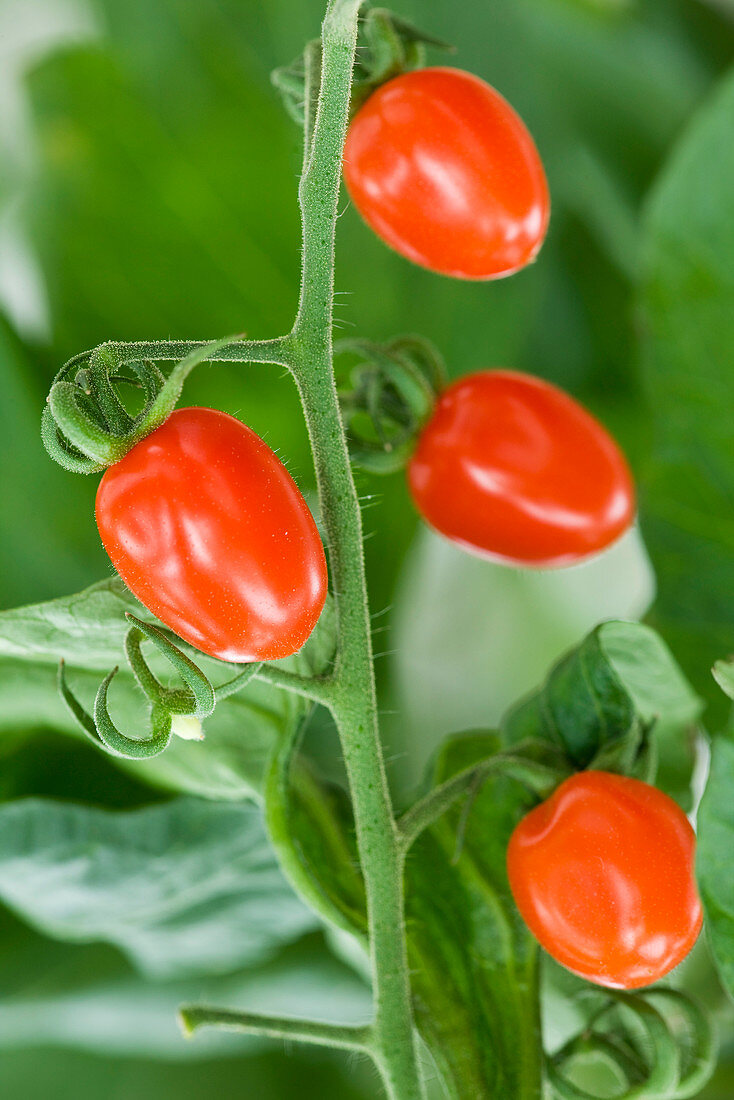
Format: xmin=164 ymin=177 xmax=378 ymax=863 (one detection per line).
xmin=58 ymin=613 xmax=265 ymax=761
xmin=337 ymin=334 xmax=446 ymax=474
xmin=42 ymin=336 xmax=243 ymax=474
xmin=271 ymin=5 xmax=453 ymax=126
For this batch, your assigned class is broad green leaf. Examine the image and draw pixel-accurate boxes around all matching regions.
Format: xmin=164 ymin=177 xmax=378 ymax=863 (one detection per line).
xmin=696 ymin=737 xmax=734 ymax=1002
xmin=0 ymin=578 xmax=336 ymax=800
xmin=639 ymin=65 xmax=734 ymax=719
xmin=407 ymin=733 xmax=542 ymax=1100
xmin=502 ymin=620 xmax=702 ymax=804
xmin=0 ymin=914 xmax=371 ymax=1061
xmin=0 ymin=796 xmax=317 ymax=979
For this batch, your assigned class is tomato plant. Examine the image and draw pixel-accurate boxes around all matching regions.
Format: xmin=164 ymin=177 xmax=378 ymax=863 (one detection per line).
xmin=343 ymin=67 xmax=549 ymax=279
xmin=1 ymin=1 xmax=733 ymax=1099
xmin=96 ymin=407 xmax=328 ymax=663
xmin=408 ymin=370 xmax=635 ymax=566
xmin=507 ymin=771 xmax=702 ymax=989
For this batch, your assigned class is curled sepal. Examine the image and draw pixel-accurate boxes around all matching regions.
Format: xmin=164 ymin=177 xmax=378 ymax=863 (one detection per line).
xmin=124 ymin=614 xmax=216 ymax=719
xmin=95 ymin=669 xmax=173 ymax=759
xmin=43 ymin=336 xmax=242 ymax=475
xmin=58 ymin=660 xmax=173 ymax=760
xmin=336 ymin=334 xmax=446 ymax=474
xmin=48 ymin=380 xmax=130 ymax=466
xmin=547 ymin=988 xmax=715 ymax=1100
xmin=41 ymin=404 xmax=105 ymax=474
xmin=271 ymin=41 xmax=319 ymax=128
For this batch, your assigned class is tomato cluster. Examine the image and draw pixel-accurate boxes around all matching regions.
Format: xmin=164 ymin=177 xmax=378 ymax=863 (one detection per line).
xmin=507 ymin=772 xmax=702 ymax=989
xmin=344 ymin=64 xmax=696 ymax=991
xmin=86 ymin=48 xmax=702 ymax=998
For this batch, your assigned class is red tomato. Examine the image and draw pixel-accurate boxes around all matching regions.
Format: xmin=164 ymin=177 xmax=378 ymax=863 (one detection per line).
xmin=407 ymin=371 xmax=635 ymax=567
xmin=96 ymin=407 xmax=328 ymax=663
xmin=507 ymin=771 xmax=703 ymax=989
xmin=343 ymin=67 xmax=549 ymax=279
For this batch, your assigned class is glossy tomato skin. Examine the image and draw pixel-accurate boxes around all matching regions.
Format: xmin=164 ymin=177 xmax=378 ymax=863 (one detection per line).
xmin=96 ymin=407 xmax=328 ymax=663
xmin=407 ymin=370 xmax=635 ymax=567
xmin=343 ymin=67 xmax=549 ymax=279
xmin=507 ymin=771 xmax=703 ymax=989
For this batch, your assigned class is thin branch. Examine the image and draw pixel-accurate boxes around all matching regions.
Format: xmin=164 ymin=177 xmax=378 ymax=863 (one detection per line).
xmin=179 ymin=1006 xmax=373 ymax=1053
xmin=397 ymin=751 xmax=565 ymax=856
xmin=254 ymin=663 xmax=337 ymax=707
xmin=95 ymin=336 xmax=294 ymax=370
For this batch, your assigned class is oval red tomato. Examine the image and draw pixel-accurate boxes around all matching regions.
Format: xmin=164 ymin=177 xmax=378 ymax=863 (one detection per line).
xmin=96 ymin=407 xmax=328 ymax=663
xmin=343 ymin=67 xmax=549 ymax=279
xmin=507 ymin=771 xmax=703 ymax=989
xmin=407 ymin=370 xmax=635 ymax=567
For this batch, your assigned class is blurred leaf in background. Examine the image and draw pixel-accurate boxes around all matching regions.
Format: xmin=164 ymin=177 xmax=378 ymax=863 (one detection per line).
xmin=639 ymin=66 xmax=734 ymax=721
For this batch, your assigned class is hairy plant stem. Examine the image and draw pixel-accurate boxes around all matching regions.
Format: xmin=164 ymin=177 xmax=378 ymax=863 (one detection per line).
xmin=180 ymin=1006 xmax=372 ymax=1052
xmin=280 ymin=2 xmax=426 ymax=1097
xmin=76 ymin=3 xmax=426 ymax=1094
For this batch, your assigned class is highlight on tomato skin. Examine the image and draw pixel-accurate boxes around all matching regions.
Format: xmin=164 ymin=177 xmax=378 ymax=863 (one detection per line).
xmin=506 ymin=771 xmax=703 ymax=990
xmin=95 ymin=407 xmax=328 ymax=664
xmin=407 ymin=370 xmax=636 ymax=568
xmin=343 ymin=66 xmax=550 ymax=279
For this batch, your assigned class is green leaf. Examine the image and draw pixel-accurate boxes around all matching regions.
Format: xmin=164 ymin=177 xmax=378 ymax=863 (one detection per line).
xmin=0 ymin=796 xmax=317 ymax=979
xmin=248 ymin=726 xmax=542 ymax=1096
xmin=0 ymin=915 xmax=371 ymax=1061
xmin=696 ymin=735 xmax=734 ymax=1002
xmin=406 ymin=732 xmax=542 ymax=1099
xmin=639 ymin=65 xmax=734 ymax=720
xmin=501 ymin=620 xmax=702 ymax=804
xmin=391 ymin=526 xmax=656 ymax=793
xmin=713 ymin=659 xmax=734 ymax=702
xmin=264 ymin=717 xmax=367 ymax=938
xmin=0 ymin=578 xmax=336 ymax=800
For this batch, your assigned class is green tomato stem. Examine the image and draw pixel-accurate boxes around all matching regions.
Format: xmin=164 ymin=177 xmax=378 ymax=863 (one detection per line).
xmin=91 ymin=336 xmax=292 ymax=370
xmin=397 ymin=747 xmax=569 ymax=856
xmin=178 ymin=1005 xmax=372 ymax=1053
xmin=280 ymin=1 xmax=426 ymax=1096
xmin=254 ymin=663 xmax=337 ymax=707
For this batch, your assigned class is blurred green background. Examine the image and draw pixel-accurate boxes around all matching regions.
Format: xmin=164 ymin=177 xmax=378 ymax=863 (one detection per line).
xmin=1 ymin=0 xmax=734 ymax=1095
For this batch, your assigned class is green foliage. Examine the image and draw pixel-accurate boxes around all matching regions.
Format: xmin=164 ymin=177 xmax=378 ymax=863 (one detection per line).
xmin=502 ymin=620 xmax=702 ymax=804
xmin=639 ymin=66 xmax=734 ymax=719
xmin=0 ymin=796 xmax=317 ymax=979
xmin=696 ymin=736 xmax=734 ymax=1002
xmin=0 ymin=911 xmax=370 ymax=1061
xmin=1 ymin=0 xmax=734 ymax=1095
xmin=406 ymin=732 xmax=542 ymax=1099
xmin=0 ymin=578 xmax=336 ymax=800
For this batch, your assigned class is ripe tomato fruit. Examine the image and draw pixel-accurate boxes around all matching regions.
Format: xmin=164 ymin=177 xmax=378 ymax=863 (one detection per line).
xmin=96 ymin=407 xmax=328 ymax=663
xmin=343 ymin=67 xmax=549 ymax=279
xmin=407 ymin=370 xmax=635 ymax=567
xmin=507 ymin=771 xmax=703 ymax=989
